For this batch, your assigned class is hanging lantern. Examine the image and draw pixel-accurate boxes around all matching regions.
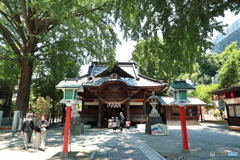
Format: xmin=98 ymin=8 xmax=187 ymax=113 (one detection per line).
xmin=231 ymin=92 xmax=235 ymax=98
xmin=217 ymin=95 xmax=221 ymax=100
xmin=211 ymin=96 xmax=214 ymax=100
xmin=223 ymin=93 xmax=227 ymax=99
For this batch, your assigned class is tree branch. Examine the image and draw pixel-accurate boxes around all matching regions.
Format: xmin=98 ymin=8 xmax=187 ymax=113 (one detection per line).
xmin=0 ymin=9 xmax=27 ymax=47
xmin=0 ymin=53 xmax=19 ymax=65
xmin=0 ymin=24 xmax=23 ymax=57
xmin=21 ymin=0 xmax=32 ymax=34
xmin=74 ymin=1 xmax=110 ymax=17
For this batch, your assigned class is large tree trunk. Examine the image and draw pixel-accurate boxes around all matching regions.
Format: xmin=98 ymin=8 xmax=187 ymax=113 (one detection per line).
xmin=16 ymin=59 xmax=33 ymax=117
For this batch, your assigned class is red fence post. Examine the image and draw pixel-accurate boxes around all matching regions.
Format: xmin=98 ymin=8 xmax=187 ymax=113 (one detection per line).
xmin=179 ymin=106 xmax=189 ymax=150
xmin=61 ymin=106 xmax=72 ymax=157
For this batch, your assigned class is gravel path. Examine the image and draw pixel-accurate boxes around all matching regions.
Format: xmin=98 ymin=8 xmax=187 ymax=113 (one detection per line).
xmin=134 ymin=122 xmax=240 ymax=160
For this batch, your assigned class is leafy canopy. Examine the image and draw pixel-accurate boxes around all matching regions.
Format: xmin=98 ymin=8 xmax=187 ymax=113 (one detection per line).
xmin=114 ymin=0 xmax=240 ymax=73
xmin=217 ymin=41 xmax=240 ymax=88
xmin=0 ymin=0 xmax=118 ymax=115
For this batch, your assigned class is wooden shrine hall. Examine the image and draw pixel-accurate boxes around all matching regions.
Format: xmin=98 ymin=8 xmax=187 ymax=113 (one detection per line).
xmin=76 ymin=61 xmax=167 ymax=127
xmin=60 ymin=61 xmax=205 ymax=127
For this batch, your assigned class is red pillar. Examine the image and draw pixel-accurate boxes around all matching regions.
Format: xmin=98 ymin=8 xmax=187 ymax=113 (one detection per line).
xmin=62 ymin=106 xmax=71 ymax=155
xmin=179 ymin=106 xmax=189 ymax=150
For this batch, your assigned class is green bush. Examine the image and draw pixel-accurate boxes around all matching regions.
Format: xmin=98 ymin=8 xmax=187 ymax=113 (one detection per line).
xmin=213 ymin=109 xmax=224 ymax=120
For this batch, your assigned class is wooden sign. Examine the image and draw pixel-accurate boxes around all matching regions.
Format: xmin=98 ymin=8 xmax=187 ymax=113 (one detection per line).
xmin=151 ymin=123 xmax=169 ymax=136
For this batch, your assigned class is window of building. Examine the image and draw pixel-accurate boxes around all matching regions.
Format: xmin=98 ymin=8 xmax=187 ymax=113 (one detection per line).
xmin=186 ymin=108 xmax=193 ymax=116
xmin=234 ymin=105 xmax=240 ymax=117
xmin=172 ymin=106 xmax=180 ymax=116
xmin=228 ymin=106 xmax=235 ymax=117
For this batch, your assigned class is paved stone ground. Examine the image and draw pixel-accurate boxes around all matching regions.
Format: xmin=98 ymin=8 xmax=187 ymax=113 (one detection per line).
xmin=135 ymin=122 xmax=240 ymax=160
xmin=0 ymin=122 xmax=240 ymax=160
xmin=0 ymin=126 xmax=165 ymax=160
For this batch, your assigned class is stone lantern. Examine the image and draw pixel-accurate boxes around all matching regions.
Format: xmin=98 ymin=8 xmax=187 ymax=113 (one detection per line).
xmin=148 ymin=92 xmax=160 ymax=117
xmin=145 ymin=92 xmax=163 ymax=134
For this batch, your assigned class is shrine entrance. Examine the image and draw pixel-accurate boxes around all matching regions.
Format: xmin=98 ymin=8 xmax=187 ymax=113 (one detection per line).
xmin=104 ymin=104 xmax=124 ymax=119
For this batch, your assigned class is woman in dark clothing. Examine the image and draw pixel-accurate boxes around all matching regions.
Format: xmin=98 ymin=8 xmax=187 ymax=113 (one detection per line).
xmin=119 ymin=112 xmax=125 ymax=132
xmin=21 ymin=115 xmax=34 ymax=150
xmin=35 ymin=115 xmax=49 ymax=151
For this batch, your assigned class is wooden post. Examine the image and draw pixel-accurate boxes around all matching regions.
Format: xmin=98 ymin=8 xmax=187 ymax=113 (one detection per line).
xmin=126 ymin=102 xmax=130 ymax=120
xmin=97 ymin=103 xmax=102 ymax=127
xmin=143 ymin=100 xmax=146 ymax=115
xmin=61 ymin=106 xmax=71 ymax=157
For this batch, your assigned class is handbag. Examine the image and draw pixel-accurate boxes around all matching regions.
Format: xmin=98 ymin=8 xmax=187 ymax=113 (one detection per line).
xmin=31 ymin=133 xmax=35 ymax=141
xmin=41 ymin=127 xmax=46 ymax=132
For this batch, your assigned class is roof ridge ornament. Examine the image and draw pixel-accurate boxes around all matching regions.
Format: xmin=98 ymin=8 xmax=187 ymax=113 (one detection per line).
xmin=88 ymin=76 xmax=93 ymax=81
xmin=109 ymin=73 xmax=119 ymax=79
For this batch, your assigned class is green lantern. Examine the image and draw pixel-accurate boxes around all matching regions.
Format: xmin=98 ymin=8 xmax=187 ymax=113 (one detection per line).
xmin=167 ymin=80 xmax=195 ymax=102
xmin=56 ymin=78 xmax=84 ymax=104
xmin=64 ymin=89 xmax=77 ymax=100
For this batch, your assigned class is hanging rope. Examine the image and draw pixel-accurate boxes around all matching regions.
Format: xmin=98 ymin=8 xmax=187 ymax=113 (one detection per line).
xmin=98 ymin=97 xmax=130 ymax=108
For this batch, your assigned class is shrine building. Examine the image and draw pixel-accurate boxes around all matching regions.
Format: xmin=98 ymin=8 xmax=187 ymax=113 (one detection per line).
xmin=58 ymin=61 xmax=205 ymax=127
xmin=209 ymin=86 xmax=240 ymax=130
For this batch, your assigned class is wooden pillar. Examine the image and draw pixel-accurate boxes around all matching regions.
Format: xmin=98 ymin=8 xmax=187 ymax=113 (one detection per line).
xmin=126 ymin=102 xmax=130 ymax=120
xmin=143 ymin=91 xmax=147 ymax=115
xmin=142 ymin=100 xmax=145 ymax=115
xmin=97 ymin=103 xmax=102 ymax=128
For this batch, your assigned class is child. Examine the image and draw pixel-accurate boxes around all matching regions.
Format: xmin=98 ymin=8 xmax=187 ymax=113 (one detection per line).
xmin=112 ymin=120 xmax=117 ymax=133
xmin=125 ymin=118 xmax=131 ymax=132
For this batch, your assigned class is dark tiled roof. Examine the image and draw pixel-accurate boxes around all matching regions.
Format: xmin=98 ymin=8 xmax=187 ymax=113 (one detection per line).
xmin=209 ymin=86 xmax=240 ymax=95
xmin=169 ymin=81 xmax=195 ymax=89
xmin=83 ymin=77 xmax=165 ymax=87
xmin=59 ymin=61 xmax=167 ymax=90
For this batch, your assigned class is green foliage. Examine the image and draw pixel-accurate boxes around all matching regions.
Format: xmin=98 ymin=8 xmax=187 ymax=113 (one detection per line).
xmin=189 ymin=84 xmax=219 ymax=110
xmin=0 ymin=59 xmax=20 ymax=115
xmin=0 ymin=0 xmax=118 ymax=114
xmin=213 ymin=109 xmax=224 ymax=120
xmin=115 ymin=0 xmax=238 ymax=74
xmin=177 ymin=63 xmax=201 ymax=85
xmin=30 ymin=96 xmax=51 ymax=118
xmin=217 ymin=42 xmax=240 ymax=88
xmin=197 ymin=53 xmax=222 ymax=84
xmin=131 ymin=38 xmax=175 ymax=81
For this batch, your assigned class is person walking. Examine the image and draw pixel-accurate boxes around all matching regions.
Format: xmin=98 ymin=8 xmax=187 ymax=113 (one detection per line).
xmin=21 ymin=115 xmax=34 ymax=150
xmin=112 ymin=120 xmax=117 ymax=133
xmin=33 ymin=118 xmax=41 ymax=150
xmin=125 ymin=118 xmax=131 ymax=132
xmin=119 ymin=112 xmax=125 ymax=133
xmin=35 ymin=115 xmax=49 ymax=151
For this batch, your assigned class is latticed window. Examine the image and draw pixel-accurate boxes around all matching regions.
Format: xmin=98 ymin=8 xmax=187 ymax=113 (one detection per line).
xmin=235 ymin=105 xmax=240 ymax=117
xmin=228 ymin=106 xmax=235 ymax=117
xmin=179 ymin=90 xmax=187 ymax=101
xmin=64 ymin=89 xmax=76 ymax=99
